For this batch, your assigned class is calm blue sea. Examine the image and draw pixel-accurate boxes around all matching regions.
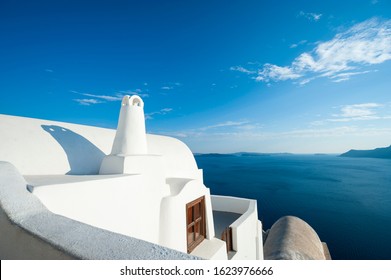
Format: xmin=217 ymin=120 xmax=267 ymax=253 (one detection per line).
xmin=195 ymin=154 xmax=391 ymax=260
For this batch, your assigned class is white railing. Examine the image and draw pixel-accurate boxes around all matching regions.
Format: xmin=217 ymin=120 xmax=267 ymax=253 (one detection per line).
xmin=211 ymin=195 xmax=263 ymax=260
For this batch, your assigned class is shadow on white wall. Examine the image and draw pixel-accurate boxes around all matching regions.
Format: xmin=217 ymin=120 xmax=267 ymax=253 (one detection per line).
xmin=41 ymin=125 xmax=105 ymax=175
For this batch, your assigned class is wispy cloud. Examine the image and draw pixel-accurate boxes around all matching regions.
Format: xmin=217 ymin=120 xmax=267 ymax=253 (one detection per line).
xmin=230 ymin=66 xmax=256 ymax=74
xmin=337 ymin=103 xmax=380 ymax=116
xmin=117 ymin=89 xmax=149 ymax=98
xmin=311 ymin=103 xmax=391 ymax=125
xmin=159 ymin=118 xmax=391 ymax=153
xmin=162 ymin=122 xmax=391 ymax=145
xmin=159 ymin=120 xmax=255 ymax=138
xmin=298 ymin=11 xmax=322 ymax=22
xmin=238 ymin=18 xmax=391 ymax=85
xmin=256 ymin=64 xmax=302 ymax=81
xmin=45 ymin=69 xmax=54 ymax=73
xmin=328 ymin=103 xmax=391 ymax=122
xmin=73 ymin=98 xmax=103 ymax=106
xmin=82 ymin=93 xmax=122 ymax=101
xmin=290 ymin=40 xmax=308 ymax=48
xmin=72 ymin=88 xmax=149 ymax=105
xmin=161 ymin=82 xmax=181 ymax=90
xmin=328 ymin=70 xmax=375 ymax=83
xmin=199 ymin=121 xmax=250 ymax=131
xmin=268 ymin=126 xmax=391 ymax=143
xmin=145 ymin=108 xmax=173 ymax=120
xmin=167 ymin=124 xmax=391 ymax=141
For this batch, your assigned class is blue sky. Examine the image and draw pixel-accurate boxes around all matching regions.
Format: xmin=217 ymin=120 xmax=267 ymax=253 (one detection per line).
xmin=1 ymin=0 xmax=390 ymax=153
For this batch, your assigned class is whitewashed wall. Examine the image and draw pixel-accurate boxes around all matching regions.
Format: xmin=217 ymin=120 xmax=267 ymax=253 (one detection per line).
xmin=0 ymin=114 xmax=200 ymax=178
xmin=211 ymin=195 xmax=263 ymax=260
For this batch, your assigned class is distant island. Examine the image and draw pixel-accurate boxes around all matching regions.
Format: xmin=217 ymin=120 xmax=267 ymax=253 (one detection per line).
xmin=194 ymin=152 xmax=293 ymax=157
xmin=195 ymin=148 xmax=391 ymax=160
xmin=340 ymin=145 xmax=391 ymax=159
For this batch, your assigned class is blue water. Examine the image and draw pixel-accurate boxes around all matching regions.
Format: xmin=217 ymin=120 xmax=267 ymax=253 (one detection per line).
xmin=195 ymin=154 xmax=391 ymax=260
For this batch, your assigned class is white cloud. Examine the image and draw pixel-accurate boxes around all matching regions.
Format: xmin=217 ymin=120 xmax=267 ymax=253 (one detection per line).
xmin=159 ymin=119 xmax=391 ymax=153
xmin=117 ymin=89 xmax=149 ymax=98
xmin=256 ymin=64 xmax=302 ymax=81
xmin=277 ymin=126 xmax=357 ymax=138
xmin=337 ymin=103 xmax=380 ymax=118
xmin=145 ymin=108 xmax=173 ymax=120
xmin=45 ymin=69 xmax=54 ymax=73
xmin=72 ymin=89 xmax=149 ymax=105
xmin=158 ymin=120 xmax=252 ymax=138
xmin=311 ymin=103 xmax=391 ymax=124
xmin=82 ymin=93 xmax=123 ymax=101
xmin=161 ymin=82 xmax=181 ymax=90
xmin=297 ymin=77 xmax=315 ymax=85
xmin=327 ymin=103 xmax=391 ymax=122
xmin=230 ymin=66 xmax=256 ymax=74
xmin=178 ymin=124 xmax=391 ymax=141
xmin=329 ymin=70 xmax=374 ymax=82
xmin=290 ymin=40 xmax=308 ymax=48
xmin=299 ymin=11 xmax=322 ymax=22
xmin=199 ymin=121 xmax=250 ymax=131
xmin=255 ymin=17 xmax=391 ymax=84
xmin=73 ymin=99 xmax=103 ymax=106
xmin=164 ymin=124 xmax=391 ymax=143
xmin=166 ymin=132 xmax=189 ymax=138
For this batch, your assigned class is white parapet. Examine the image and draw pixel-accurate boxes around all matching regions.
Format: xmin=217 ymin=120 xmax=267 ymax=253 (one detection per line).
xmin=211 ymin=195 xmax=264 ymax=260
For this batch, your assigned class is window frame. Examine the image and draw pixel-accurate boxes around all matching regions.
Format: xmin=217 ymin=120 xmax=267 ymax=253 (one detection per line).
xmin=186 ymin=196 xmax=206 ymax=253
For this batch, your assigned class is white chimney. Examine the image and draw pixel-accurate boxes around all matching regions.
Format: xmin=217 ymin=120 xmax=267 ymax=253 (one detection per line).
xmin=100 ymin=95 xmax=163 ymax=175
xmin=110 ymin=95 xmax=148 ymax=155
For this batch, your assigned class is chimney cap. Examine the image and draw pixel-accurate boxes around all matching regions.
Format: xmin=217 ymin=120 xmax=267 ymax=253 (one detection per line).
xmin=122 ymin=95 xmax=144 ymax=108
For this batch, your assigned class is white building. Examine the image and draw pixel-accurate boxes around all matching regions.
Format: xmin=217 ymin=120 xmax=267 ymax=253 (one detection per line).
xmin=0 ymin=95 xmax=264 ymax=260
xmin=0 ymin=95 xmax=331 ymax=260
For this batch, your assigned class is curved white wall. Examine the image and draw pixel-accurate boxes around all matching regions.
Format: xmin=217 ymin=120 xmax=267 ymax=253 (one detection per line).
xmin=148 ymin=134 xmax=201 ymax=179
xmin=0 ymin=114 xmax=200 ymax=178
xmin=0 ymin=115 xmax=113 ymax=175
